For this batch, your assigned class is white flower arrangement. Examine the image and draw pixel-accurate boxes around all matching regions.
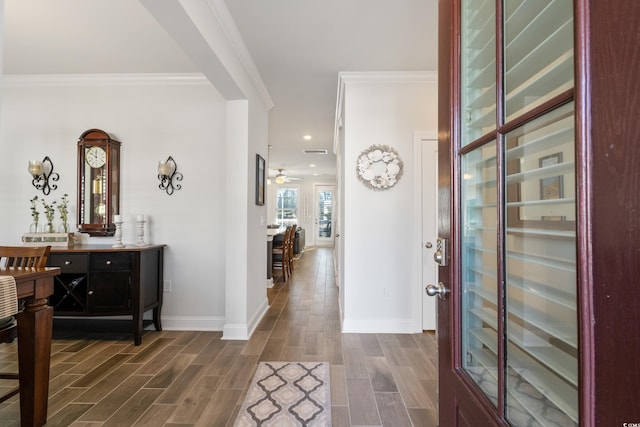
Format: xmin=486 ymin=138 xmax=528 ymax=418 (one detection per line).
xmin=356 ymin=144 xmax=403 ymax=190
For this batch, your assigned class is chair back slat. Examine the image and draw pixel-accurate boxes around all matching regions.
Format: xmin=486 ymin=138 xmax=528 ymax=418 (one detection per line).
xmin=0 ymin=246 xmax=51 ymax=269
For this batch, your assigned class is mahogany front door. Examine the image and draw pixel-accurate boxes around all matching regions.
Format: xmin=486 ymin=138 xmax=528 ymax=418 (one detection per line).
xmin=431 ymin=1 xmax=579 ymax=426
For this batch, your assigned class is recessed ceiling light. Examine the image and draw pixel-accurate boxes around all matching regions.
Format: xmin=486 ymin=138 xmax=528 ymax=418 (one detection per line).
xmin=309 ymin=164 xmax=316 ymax=167
xmin=303 ymin=135 xmax=312 ymax=141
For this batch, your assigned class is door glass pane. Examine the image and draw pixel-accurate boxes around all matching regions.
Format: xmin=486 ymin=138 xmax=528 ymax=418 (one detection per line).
xmin=505 ymin=103 xmax=577 ymax=426
xmin=461 ymin=140 xmax=498 ymax=406
xmin=318 ymin=190 xmax=333 ymax=239
xmin=504 ymin=0 xmax=574 ymax=121
xmin=461 ymin=0 xmax=496 ymax=146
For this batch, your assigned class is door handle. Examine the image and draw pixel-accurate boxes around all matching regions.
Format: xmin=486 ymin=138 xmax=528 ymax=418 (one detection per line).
xmin=425 ymin=282 xmax=449 ymax=300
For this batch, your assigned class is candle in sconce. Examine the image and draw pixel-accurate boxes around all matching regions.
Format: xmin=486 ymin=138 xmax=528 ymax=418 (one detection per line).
xmin=136 ymin=214 xmax=145 ymax=222
xmin=28 ymin=160 xmax=43 ymax=176
xmin=114 ymin=214 xmax=122 ymax=222
xmin=158 ymin=161 xmax=170 ymax=176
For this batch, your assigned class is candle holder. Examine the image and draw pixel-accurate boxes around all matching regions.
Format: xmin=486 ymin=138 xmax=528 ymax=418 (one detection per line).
xmin=112 ymin=220 xmax=125 ymax=248
xmin=135 ymin=217 xmax=147 ymax=246
xmin=28 ymin=156 xmax=59 ymax=195
xmin=157 ymin=156 xmax=183 ymax=195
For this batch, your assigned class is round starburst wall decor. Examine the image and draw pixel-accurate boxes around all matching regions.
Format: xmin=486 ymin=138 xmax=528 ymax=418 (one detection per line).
xmin=356 ymin=144 xmax=403 ymax=191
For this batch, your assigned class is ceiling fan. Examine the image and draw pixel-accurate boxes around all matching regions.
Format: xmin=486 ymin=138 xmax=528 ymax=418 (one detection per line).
xmin=274 ymin=169 xmax=300 ymax=184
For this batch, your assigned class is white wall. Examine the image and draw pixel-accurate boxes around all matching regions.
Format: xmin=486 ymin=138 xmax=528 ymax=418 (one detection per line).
xmin=1 ymin=0 xmax=274 ymax=340
xmin=337 ymin=72 xmax=437 ymax=333
xmin=0 ymin=74 xmax=232 ymax=328
xmin=0 ymin=72 xmax=271 ymax=338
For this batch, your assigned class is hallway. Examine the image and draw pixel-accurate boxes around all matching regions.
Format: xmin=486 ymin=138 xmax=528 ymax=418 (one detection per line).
xmin=267 ymin=246 xmax=438 ymax=426
xmin=0 ymin=247 xmax=438 ymax=426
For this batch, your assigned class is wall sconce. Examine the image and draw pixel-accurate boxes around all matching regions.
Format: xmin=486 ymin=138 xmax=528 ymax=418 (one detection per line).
xmin=157 ymin=156 xmax=183 ymax=195
xmin=28 ymin=156 xmax=59 ymax=195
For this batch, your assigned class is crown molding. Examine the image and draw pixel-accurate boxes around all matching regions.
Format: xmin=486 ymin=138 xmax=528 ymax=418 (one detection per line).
xmin=1 ymin=73 xmax=210 ymax=87
xmin=338 ymin=70 xmax=438 ymax=85
xmin=333 ymin=71 xmax=437 ymax=155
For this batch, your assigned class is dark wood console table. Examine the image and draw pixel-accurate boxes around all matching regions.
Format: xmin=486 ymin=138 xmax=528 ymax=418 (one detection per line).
xmin=47 ymin=245 xmax=164 ymax=345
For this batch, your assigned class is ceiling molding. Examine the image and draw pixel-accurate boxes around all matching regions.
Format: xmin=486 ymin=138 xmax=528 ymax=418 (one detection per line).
xmin=338 ymin=71 xmax=438 ymax=84
xmin=333 ymin=71 xmax=437 ymax=156
xmin=1 ymin=73 xmax=210 ymax=87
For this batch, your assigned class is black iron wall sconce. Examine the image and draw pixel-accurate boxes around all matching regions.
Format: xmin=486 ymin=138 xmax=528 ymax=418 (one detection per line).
xmin=157 ymin=156 xmax=183 ymax=195
xmin=28 ymin=156 xmax=59 ymax=195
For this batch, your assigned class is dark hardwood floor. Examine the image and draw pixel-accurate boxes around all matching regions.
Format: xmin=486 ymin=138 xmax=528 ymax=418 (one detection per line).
xmin=0 ymin=247 xmax=438 ymax=426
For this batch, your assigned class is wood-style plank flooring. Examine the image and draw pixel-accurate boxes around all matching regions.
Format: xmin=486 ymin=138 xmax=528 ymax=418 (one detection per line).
xmin=0 ymin=247 xmax=438 ymax=426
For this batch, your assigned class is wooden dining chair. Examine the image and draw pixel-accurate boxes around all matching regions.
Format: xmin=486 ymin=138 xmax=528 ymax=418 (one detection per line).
xmin=0 ymin=245 xmax=51 ymax=269
xmin=0 ymin=245 xmax=51 ymax=403
xmin=272 ymin=226 xmax=292 ymax=282
xmin=288 ymin=224 xmax=297 ymax=274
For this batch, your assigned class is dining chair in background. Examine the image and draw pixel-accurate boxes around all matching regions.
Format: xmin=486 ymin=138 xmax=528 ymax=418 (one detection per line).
xmin=272 ymin=226 xmax=292 ymax=282
xmin=288 ymin=224 xmax=297 ymax=275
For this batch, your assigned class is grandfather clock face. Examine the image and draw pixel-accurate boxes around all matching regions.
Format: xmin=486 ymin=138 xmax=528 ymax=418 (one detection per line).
xmin=77 ymin=129 xmax=121 ymax=236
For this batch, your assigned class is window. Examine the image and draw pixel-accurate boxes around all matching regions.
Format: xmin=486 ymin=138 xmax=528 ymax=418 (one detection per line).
xmin=275 ymin=187 xmax=298 ymax=226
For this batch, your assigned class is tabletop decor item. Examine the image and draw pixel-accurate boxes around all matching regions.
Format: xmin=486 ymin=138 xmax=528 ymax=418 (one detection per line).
xmin=56 ymin=193 xmax=70 ymax=233
xmin=29 ymin=196 xmax=40 ymax=233
xmin=23 ymin=194 xmax=76 ymax=247
xmin=112 ymin=214 xmax=125 ymax=248
xmin=135 ymin=214 xmax=147 ymax=246
xmin=41 ymin=198 xmax=56 ymax=233
xmin=356 ymin=144 xmax=403 ymax=190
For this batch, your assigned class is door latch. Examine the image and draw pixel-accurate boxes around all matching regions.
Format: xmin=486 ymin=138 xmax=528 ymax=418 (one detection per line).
xmin=433 ymin=237 xmax=447 ymax=266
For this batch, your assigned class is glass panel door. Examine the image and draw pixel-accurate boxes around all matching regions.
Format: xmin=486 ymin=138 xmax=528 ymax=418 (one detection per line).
xmin=315 ymin=185 xmax=334 ymax=246
xmin=450 ymin=0 xmax=578 ymax=424
xmin=504 ymin=102 xmax=577 ymax=426
xmin=504 ymin=0 xmax=574 ymax=121
xmin=461 ymin=0 xmax=496 ymax=146
xmin=461 ymin=140 xmax=499 ymax=406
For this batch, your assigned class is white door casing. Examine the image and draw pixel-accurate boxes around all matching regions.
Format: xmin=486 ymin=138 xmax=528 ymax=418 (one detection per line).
xmin=416 ymin=136 xmax=438 ymax=330
xmin=315 ymin=185 xmax=335 ymax=247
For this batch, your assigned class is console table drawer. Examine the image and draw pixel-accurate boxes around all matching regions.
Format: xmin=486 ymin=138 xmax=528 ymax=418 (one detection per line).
xmin=49 ymin=253 xmax=89 ymax=273
xmin=90 ymin=253 xmax=132 ymax=271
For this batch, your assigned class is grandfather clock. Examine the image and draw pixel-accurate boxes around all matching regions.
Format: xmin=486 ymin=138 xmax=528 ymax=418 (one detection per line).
xmin=77 ymin=129 xmax=121 ymax=236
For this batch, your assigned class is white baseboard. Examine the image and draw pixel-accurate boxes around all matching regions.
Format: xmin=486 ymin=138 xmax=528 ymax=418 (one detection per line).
xmin=342 ymin=318 xmax=421 ymax=334
xmin=159 ymin=315 xmax=226 ymax=331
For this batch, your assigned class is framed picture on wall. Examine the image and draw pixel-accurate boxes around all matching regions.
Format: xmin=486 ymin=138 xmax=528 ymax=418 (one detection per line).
xmin=256 ymin=154 xmax=265 ymax=206
xmin=539 ymin=152 xmax=566 ymax=221
xmin=539 ymin=152 xmax=563 ymax=200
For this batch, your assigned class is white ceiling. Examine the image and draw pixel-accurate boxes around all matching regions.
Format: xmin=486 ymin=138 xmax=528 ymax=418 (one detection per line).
xmin=2 ymin=0 xmax=438 ymax=180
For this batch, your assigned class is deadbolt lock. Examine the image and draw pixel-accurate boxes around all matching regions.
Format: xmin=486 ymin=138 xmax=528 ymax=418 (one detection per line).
xmin=433 ymin=237 xmax=447 ymax=266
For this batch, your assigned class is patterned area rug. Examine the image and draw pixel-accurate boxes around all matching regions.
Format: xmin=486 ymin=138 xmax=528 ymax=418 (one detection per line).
xmin=234 ymin=361 xmax=331 ymax=426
